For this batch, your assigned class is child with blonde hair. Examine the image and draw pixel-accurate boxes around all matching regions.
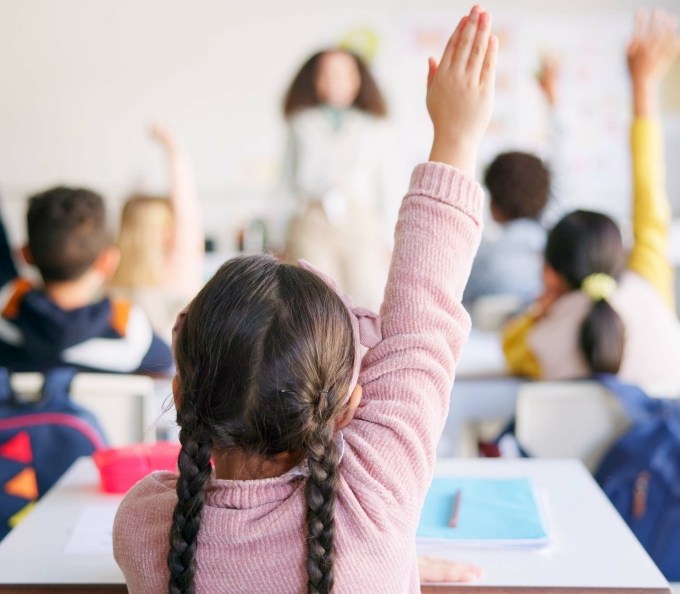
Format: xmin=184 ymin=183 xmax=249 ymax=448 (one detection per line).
xmin=110 ymin=124 xmax=203 ymax=341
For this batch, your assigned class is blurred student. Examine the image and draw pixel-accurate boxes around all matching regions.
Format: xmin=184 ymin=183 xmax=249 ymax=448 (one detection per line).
xmin=113 ymin=7 xmax=495 ymax=592
xmin=464 ymin=59 xmax=566 ymax=306
xmin=110 ymin=124 xmax=204 ymax=342
xmin=0 ymin=187 xmax=173 ymax=375
xmin=503 ymin=9 xmax=680 ymax=395
xmin=280 ymin=48 xmax=392 ymax=310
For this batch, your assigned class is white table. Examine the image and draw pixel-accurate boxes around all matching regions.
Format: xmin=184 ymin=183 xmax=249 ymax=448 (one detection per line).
xmin=421 ymin=459 xmax=671 ymax=593
xmin=0 ymin=458 xmax=671 ymax=593
xmin=440 ymin=330 xmax=524 ymax=457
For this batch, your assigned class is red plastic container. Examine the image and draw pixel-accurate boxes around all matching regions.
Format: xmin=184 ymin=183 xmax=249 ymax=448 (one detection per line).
xmin=93 ymin=442 xmax=181 ymax=493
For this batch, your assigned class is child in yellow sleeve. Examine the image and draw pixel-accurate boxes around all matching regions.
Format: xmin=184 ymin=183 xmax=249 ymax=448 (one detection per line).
xmin=503 ymin=9 xmax=680 ymax=395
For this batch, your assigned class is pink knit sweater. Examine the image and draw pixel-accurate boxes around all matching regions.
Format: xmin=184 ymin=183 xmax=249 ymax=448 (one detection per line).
xmin=113 ymin=162 xmax=483 ymax=593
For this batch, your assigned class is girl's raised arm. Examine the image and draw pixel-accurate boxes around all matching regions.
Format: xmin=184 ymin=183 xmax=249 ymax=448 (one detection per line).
xmin=343 ymin=6 xmax=496 ymax=508
xmin=626 ymin=10 xmax=680 ymax=311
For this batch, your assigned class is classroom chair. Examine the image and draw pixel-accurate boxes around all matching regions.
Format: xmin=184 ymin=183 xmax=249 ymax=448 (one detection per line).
xmin=470 ymin=293 xmax=524 ymax=331
xmin=515 ymin=380 xmax=631 ymax=472
xmin=10 ymin=372 xmax=157 ymax=446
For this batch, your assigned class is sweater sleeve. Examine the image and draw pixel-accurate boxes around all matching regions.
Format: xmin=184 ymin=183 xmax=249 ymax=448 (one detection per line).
xmin=135 ymin=332 xmax=174 ymax=376
xmin=341 ymin=162 xmax=483 ymax=509
xmin=627 ymin=118 xmax=674 ymax=310
xmin=501 ymin=310 xmax=542 ymax=378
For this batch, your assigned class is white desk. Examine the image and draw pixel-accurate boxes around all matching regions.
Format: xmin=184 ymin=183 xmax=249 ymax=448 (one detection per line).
xmin=421 ymin=459 xmax=671 ymax=593
xmin=456 ymin=329 xmax=508 ymax=380
xmin=0 ymin=458 xmax=671 ymax=594
xmin=441 ymin=330 xmax=524 ymax=457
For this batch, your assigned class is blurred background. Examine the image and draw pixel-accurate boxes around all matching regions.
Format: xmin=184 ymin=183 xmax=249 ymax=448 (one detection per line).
xmin=1 ymin=0 xmax=679 ymax=252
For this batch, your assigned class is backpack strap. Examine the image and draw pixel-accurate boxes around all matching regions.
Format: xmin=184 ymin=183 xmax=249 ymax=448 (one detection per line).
xmin=35 ymin=368 xmax=78 ymax=411
xmin=594 ymin=373 xmax=660 ymax=425
xmin=0 ymin=367 xmax=11 ymax=404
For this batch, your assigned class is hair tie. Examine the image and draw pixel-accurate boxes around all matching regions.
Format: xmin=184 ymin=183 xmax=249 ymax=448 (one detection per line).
xmin=581 ymin=273 xmax=617 ymax=302
xmin=297 ymin=259 xmax=382 ymax=403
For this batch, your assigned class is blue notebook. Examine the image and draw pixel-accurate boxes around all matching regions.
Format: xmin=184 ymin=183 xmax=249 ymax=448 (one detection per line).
xmin=417 ymin=477 xmax=549 ymax=548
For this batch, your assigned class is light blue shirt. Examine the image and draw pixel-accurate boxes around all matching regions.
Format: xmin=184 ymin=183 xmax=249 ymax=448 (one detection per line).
xmin=463 ymin=218 xmax=546 ymax=304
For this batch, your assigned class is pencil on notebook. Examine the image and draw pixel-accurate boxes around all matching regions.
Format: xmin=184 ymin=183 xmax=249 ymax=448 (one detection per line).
xmin=449 ymin=489 xmax=462 ymax=528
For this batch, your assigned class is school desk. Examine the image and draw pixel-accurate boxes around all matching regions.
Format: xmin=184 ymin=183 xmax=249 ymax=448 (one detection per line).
xmin=0 ymin=458 xmax=671 ymax=594
xmin=440 ymin=329 xmax=524 ymax=457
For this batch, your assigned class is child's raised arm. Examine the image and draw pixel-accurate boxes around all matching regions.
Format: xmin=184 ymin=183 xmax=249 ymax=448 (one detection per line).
xmin=626 ymin=9 xmax=680 ymax=310
xmin=426 ymin=11 xmax=496 ymax=176
xmin=149 ymin=123 xmax=204 ymax=294
xmin=342 ymin=6 xmax=496 ymax=508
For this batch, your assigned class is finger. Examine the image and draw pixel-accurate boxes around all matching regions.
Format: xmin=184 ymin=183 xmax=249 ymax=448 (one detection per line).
xmin=441 ymin=562 xmax=483 ymax=582
xmin=659 ymin=15 xmax=679 ymax=51
xmin=452 ymin=6 xmax=483 ymax=70
xmin=459 ymin=570 xmax=483 ymax=583
xmin=467 ymin=11 xmax=492 ymax=77
xmin=650 ymin=8 xmax=666 ymax=43
xmin=481 ymin=34 xmax=498 ymax=86
xmin=633 ymin=8 xmax=647 ymax=41
xmin=440 ymin=15 xmax=469 ymax=68
xmin=427 ymin=57 xmax=438 ymax=90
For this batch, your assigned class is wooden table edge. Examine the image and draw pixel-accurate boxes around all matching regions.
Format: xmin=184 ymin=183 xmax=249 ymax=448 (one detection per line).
xmin=0 ymin=586 xmax=671 ymax=594
xmin=421 ymin=584 xmax=673 ymax=594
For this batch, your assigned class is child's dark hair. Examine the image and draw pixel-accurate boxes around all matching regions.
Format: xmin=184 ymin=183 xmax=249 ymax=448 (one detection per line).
xmin=484 ymin=152 xmax=551 ymax=221
xmin=283 ymin=49 xmax=387 ymax=119
xmin=545 ymin=210 xmax=626 ymax=374
xmin=168 ymin=255 xmax=355 ymax=594
xmin=26 ymin=186 xmax=111 ymax=282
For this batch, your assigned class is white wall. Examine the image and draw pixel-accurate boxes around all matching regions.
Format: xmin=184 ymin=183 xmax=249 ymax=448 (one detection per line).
xmin=1 ymin=0 xmax=679 ymax=250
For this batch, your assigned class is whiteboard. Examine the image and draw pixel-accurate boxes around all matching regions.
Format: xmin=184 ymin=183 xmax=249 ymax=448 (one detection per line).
xmin=0 ymin=0 xmax=678 ymax=250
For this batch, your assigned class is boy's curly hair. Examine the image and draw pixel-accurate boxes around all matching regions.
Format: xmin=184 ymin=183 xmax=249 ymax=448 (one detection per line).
xmin=484 ymin=151 xmax=551 ymax=221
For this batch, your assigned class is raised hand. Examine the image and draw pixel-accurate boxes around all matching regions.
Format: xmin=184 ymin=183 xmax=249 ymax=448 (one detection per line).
xmin=427 ymin=5 xmax=497 ymax=177
xmin=418 ymin=556 xmax=483 ymax=583
xmin=627 ymin=9 xmax=680 ymax=116
xmin=149 ymin=122 xmax=180 ymax=152
xmin=537 ymin=56 xmax=559 ymax=107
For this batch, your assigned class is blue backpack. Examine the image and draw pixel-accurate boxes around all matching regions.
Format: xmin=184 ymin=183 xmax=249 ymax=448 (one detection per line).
xmin=594 ymin=374 xmax=680 ymax=581
xmin=0 ymin=367 xmax=107 ymax=539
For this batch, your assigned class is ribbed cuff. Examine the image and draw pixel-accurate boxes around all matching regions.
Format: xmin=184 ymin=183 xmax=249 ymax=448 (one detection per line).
xmin=409 ymin=162 xmax=483 ymax=224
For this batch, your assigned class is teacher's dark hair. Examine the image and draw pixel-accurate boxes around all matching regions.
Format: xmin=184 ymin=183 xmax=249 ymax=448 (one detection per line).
xmin=283 ymin=49 xmax=387 ymax=119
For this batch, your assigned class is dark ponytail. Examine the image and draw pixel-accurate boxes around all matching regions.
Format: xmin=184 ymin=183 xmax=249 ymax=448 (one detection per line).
xmin=579 ymin=298 xmax=625 ymax=373
xmin=545 ymin=211 xmax=626 ymax=374
xmin=167 ymin=405 xmax=213 ymax=594
xmin=168 ymin=255 xmax=355 ymax=594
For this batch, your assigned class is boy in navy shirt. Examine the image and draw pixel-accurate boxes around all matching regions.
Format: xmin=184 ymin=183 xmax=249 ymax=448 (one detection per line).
xmin=0 ymin=186 xmax=173 ymax=374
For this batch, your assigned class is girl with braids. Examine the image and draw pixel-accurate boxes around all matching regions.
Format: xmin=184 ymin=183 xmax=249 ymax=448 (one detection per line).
xmin=113 ymin=6 xmax=495 ymax=592
xmin=503 ymin=8 xmax=680 ymax=395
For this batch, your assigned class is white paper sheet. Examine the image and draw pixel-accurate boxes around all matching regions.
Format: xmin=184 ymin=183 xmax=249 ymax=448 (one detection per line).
xmin=63 ymin=502 xmax=119 ymax=555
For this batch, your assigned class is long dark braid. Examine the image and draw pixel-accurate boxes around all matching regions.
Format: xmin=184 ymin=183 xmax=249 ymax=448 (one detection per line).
xmin=168 ymin=403 xmax=213 ymax=594
xmin=305 ymin=400 xmax=341 ymax=594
